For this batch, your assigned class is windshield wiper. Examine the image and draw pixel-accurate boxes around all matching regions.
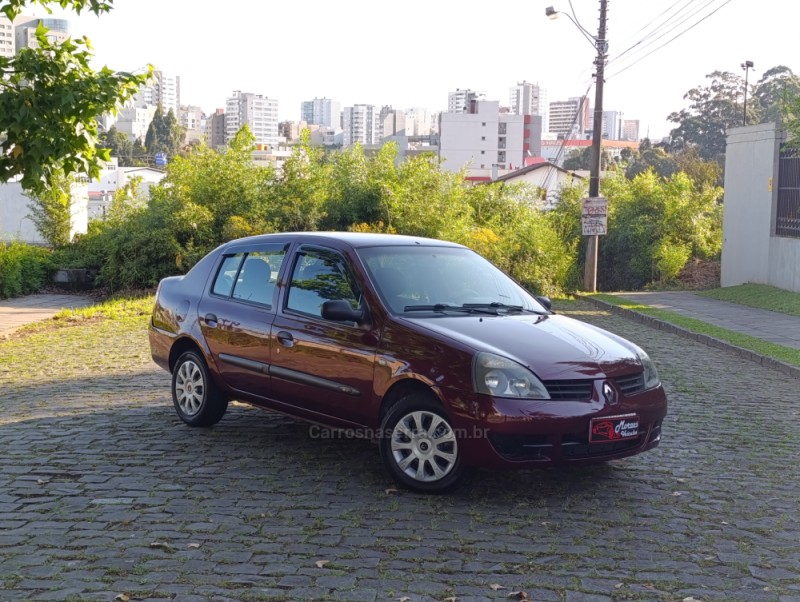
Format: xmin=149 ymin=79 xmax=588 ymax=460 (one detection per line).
xmin=403 ymin=304 xmax=498 ymax=315
xmin=462 ymin=302 xmax=549 ymax=315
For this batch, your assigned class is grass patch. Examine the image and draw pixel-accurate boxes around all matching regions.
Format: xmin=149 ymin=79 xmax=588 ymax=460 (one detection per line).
xmin=590 ymin=293 xmax=800 ymax=368
xmin=698 ymin=283 xmax=800 ymax=317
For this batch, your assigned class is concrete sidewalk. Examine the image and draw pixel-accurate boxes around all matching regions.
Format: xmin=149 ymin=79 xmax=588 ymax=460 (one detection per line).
xmin=612 ymin=291 xmax=800 ymax=350
xmin=0 ymin=293 xmax=94 ymax=336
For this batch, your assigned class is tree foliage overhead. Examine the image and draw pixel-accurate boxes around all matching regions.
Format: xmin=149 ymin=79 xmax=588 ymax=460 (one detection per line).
xmin=0 ymin=0 xmax=150 ymax=193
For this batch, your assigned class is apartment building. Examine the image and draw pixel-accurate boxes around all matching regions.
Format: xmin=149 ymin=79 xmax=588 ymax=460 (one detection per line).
xmin=548 ymin=96 xmax=590 ymax=139
xmin=439 ymin=100 xmax=529 ymax=173
xmin=0 ymin=15 xmax=14 ymax=58
xmin=342 ymin=104 xmax=378 ymax=147
xmin=225 ymin=91 xmax=280 ymax=146
xmin=300 ymin=98 xmax=341 ymax=128
xmin=509 ymin=81 xmax=548 ymax=132
xmin=447 ymin=89 xmax=485 ymax=113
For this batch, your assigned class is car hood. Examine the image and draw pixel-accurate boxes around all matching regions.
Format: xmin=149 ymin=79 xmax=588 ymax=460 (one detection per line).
xmin=402 ymin=313 xmax=642 ymax=380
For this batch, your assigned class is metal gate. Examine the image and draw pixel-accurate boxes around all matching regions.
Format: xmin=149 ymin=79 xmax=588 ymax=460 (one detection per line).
xmin=776 ymin=145 xmax=800 ymax=238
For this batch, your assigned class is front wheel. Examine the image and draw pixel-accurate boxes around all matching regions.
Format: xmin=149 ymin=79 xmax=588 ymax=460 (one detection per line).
xmin=379 ymin=394 xmax=465 ymax=493
xmin=172 ymin=351 xmax=228 ymax=427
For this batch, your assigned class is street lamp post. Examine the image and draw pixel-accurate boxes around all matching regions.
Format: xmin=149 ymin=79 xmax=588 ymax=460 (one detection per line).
xmin=741 ymin=60 xmax=754 ymax=126
xmin=546 ymin=0 xmax=608 ymax=292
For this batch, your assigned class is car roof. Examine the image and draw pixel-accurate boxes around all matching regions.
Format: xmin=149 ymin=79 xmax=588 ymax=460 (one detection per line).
xmin=221 ymin=231 xmax=467 ymax=250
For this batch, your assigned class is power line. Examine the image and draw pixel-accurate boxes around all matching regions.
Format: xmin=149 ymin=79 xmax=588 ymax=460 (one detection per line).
xmin=611 ymin=0 xmax=701 ymax=63
xmin=606 ymin=0 xmax=734 ymax=80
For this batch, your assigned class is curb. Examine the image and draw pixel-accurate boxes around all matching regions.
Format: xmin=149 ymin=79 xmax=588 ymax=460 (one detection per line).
xmin=577 ymin=294 xmax=800 ymax=380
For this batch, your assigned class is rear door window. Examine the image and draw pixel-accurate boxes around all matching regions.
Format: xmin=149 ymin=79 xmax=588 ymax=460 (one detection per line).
xmin=212 ymin=248 xmax=287 ymax=308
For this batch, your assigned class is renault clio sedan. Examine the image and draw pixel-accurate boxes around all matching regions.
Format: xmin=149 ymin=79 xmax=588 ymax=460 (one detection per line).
xmin=149 ymin=232 xmax=667 ymax=493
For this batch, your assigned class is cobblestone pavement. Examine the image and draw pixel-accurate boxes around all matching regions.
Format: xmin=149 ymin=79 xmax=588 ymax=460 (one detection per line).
xmin=1 ymin=304 xmax=799 ymax=602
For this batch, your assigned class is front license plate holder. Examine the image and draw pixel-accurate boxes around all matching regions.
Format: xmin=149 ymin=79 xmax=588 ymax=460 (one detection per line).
xmin=589 ymin=413 xmax=640 ymax=443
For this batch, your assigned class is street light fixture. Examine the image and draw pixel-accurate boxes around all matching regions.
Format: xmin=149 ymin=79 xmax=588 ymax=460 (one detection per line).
xmin=741 ymin=60 xmax=754 ymax=126
xmin=546 ymin=1 xmax=608 ymax=292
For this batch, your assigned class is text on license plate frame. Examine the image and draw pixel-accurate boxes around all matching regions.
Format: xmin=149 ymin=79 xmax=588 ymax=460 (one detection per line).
xmin=589 ymin=413 xmax=640 ymax=443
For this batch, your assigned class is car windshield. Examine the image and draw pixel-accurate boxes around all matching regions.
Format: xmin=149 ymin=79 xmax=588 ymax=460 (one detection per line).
xmin=357 ymin=245 xmax=547 ymax=315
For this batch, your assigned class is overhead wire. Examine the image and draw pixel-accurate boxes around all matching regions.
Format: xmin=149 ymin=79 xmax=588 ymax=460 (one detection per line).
xmin=611 ymin=0 xmax=701 ymax=63
xmin=607 ymin=0 xmax=734 ymax=79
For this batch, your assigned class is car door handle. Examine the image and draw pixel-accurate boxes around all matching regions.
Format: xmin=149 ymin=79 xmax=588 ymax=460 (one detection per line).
xmin=204 ymin=313 xmax=218 ymax=328
xmin=276 ymin=331 xmax=294 ymax=347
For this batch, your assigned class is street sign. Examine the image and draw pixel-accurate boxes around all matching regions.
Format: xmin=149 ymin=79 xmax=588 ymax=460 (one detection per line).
xmin=155 ymin=152 xmax=167 ymax=167
xmin=582 ymin=196 xmax=608 ymax=236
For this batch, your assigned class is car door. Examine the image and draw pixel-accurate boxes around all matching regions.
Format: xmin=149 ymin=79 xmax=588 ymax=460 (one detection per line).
xmin=269 ymin=245 xmax=379 ymax=426
xmin=197 ymin=242 xmax=289 ymax=401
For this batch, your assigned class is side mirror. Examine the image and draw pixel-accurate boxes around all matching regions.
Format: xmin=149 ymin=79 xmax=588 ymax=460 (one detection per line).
xmin=535 ymin=295 xmax=552 ymax=311
xmin=321 ymin=299 xmax=366 ymax=324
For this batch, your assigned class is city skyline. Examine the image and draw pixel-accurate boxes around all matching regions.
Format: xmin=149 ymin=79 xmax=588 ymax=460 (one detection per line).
xmin=40 ymin=0 xmax=799 ymax=140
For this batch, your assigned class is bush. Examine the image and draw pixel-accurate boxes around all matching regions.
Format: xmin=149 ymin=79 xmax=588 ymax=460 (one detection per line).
xmin=0 ymin=242 xmax=52 ymax=298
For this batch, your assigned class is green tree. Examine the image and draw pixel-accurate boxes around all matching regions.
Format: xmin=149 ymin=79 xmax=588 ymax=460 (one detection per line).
xmin=26 ymin=170 xmax=73 ymax=247
xmin=753 ymin=65 xmax=800 ymax=125
xmin=0 ymin=1 xmax=150 ymax=193
xmin=668 ymin=70 xmax=758 ymax=161
xmin=144 ymin=106 xmax=183 ymax=164
xmin=98 ymin=125 xmax=134 ymax=166
xmin=625 ymin=146 xmax=678 ymax=180
xmin=562 ymin=146 xmax=614 ymax=171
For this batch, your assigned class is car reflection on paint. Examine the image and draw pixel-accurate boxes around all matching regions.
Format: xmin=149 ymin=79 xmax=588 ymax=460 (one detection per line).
xmin=149 ymin=232 xmax=667 ymax=493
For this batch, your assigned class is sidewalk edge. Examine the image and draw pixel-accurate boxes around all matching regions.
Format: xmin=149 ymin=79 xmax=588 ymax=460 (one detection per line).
xmin=577 ymin=294 xmax=800 ymax=379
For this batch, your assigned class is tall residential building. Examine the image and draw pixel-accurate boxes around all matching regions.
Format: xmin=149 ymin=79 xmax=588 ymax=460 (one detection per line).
xmin=600 ymin=110 xmax=624 ymax=140
xmin=225 ymin=91 xmax=280 ymax=146
xmin=342 ymin=104 xmax=378 ymax=147
xmin=548 ymin=96 xmax=590 ymax=139
xmin=207 ymin=109 xmax=226 ymax=149
xmin=405 ymin=108 xmax=435 ymax=136
xmin=139 ymin=71 xmax=180 ymax=116
xmin=0 ymin=15 xmax=15 ymax=58
xmin=439 ymin=100 xmax=528 ymax=173
xmin=622 ymin=119 xmax=640 ymax=141
xmin=447 ymin=89 xmax=485 ymax=113
xmin=115 ymin=104 xmax=157 ymax=142
xmin=180 ymin=105 xmax=206 ymax=144
xmin=14 ymin=16 xmax=70 ymax=50
xmin=300 ymin=97 xmax=341 ymax=128
xmin=509 ymin=81 xmax=548 ymax=133
xmin=379 ymin=106 xmax=406 ymax=140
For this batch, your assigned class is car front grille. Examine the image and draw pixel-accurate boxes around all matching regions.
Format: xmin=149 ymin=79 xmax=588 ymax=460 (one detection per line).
xmin=615 ymin=372 xmax=645 ymax=396
xmin=543 ymin=379 xmax=593 ymax=400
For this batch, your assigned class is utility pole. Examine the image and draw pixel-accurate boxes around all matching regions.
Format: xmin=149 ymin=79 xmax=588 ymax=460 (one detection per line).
xmin=584 ymin=0 xmax=608 ymax=292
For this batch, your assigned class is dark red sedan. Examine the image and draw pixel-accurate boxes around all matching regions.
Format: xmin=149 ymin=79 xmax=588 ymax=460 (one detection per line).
xmin=149 ymin=232 xmax=667 ymax=492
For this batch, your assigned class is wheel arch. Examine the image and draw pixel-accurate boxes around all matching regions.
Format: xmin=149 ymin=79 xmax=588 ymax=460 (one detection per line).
xmin=379 ymin=377 xmax=442 ymax=423
xmin=168 ymin=337 xmax=205 ymax=373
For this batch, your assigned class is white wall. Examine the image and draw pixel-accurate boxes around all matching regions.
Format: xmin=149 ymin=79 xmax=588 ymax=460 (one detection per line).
xmin=722 ymin=123 xmax=800 ymax=291
xmin=0 ymin=182 xmax=88 ymax=244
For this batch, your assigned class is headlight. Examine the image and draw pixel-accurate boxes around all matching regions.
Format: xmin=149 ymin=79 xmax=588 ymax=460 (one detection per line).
xmin=635 ymin=348 xmax=660 ymax=390
xmin=473 ymin=352 xmax=550 ymax=399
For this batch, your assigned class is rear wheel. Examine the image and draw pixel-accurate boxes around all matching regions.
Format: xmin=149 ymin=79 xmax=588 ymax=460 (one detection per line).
xmin=172 ymin=351 xmax=228 ymax=427
xmin=379 ymin=394 xmax=464 ymax=493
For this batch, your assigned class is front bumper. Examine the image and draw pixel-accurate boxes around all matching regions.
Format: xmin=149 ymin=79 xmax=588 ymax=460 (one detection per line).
xmin=445 ymin=381 xmax=667 ymax=469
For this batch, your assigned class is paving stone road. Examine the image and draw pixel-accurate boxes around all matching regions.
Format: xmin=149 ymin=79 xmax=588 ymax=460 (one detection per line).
xmin=0 ymin=304 xmax=799 ymax=601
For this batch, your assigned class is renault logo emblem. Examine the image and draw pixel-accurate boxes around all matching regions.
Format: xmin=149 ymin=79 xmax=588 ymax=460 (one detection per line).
xmin=603 ymin=382 xmax=617 ymax=404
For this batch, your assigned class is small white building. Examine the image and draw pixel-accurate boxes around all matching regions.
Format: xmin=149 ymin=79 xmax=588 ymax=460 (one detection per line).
xmin=87 ymin=166 xmax=166 ymax=219
xmin=489 ymin=160 xmax=584 ymax=208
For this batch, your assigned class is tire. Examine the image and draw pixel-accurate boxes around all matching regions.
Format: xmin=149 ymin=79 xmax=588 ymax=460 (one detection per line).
xmin=379 ymin=394 xmax=465 ymax=493
xmin=171 ymin=351 xmax=228 ymax=427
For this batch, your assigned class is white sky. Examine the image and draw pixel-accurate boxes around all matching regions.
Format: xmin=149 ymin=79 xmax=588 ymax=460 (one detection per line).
xmin=43 ymin=0 xmax=799 ymax=140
